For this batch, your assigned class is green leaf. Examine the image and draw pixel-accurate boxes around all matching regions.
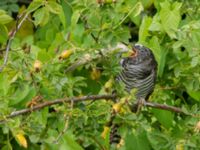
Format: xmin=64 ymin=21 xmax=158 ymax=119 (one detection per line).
xmin=149 ymin=14 xmax=163 ymax=31
xmin=187 ymin=90 xmax=200 ymax=101
xmin=0 ymin=23 xmax=8 ymax=44
xmin=139 ymin=16 xmax=152 ymax=43
xmin=33 ymin=7 xmax=49 ymax=26
xmin=61 ymin=0 xmax=72 ymax=27
xmin=71 ymin=11 xmax=81 ymax=29
xmin=9 ymin=84 xmax=30 ymax=106
xmin=125 ymin=130 xmax=150 ymax=150
xmin=37 ymin=48 xmax=52 ymax=62
xmin=60 ymin=134 xmax=83 ymax=150
xmin=0 ymin=73 xmax=10 ymax=96
xmin=129 ymin=2 xmax=144 ymax=18
xmin=9 ymin=4 xmax=19 ymax=12
xmin=27 ymin=0 xmax=43 ymax=13
xmin=46 ymin=1 xmax=62 ymax=14
xmin=147 ymin=131 xmax=173 ymax=150
xmin=152 ymin=109 xmax=174 ymax=129
xmin=132 ymin=2 xmax=144 ymax=17
xmin=0 ymin=9 xmax=13 ymax=24
xmin=148 ymin=36 xmax=168 ymax=77
xmin=160 ymin=1 xmax=182 ymax=39
xmin=59 ymin=7 xmax=66 ymax=29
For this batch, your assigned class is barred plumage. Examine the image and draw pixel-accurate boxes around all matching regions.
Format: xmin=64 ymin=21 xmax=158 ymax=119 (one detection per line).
xmin=109 ymin=44 xmax=157 ymax=145
xmin=117 ymin=44 xmax=157 ymax=101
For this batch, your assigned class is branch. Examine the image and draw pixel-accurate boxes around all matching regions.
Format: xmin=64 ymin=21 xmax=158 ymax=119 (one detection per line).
xmin=145 ymin=101 xmax=189 ymax=115
xmin=0 ymin=94 xmax=117 ymax=123
xmin=0 ymin=93 xmax=191 ymax=124
xmin=0 ymin=13 xmax=29 ymax=72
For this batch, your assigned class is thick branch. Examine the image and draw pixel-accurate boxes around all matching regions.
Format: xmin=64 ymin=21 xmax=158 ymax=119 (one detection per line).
xmin=145 ymin=101 xmax=189 ymax=114
xmin=0 ymin=94 xmax=191 ymax=124
xmin=0 ymin=13 xmax=29 ymax=72
xmin=0 ymin=94 xmax=116 ymax=123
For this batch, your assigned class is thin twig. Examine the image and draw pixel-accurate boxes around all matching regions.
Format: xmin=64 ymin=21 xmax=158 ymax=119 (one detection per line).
xmin=0 ymin=13 xmax=29 ymax=72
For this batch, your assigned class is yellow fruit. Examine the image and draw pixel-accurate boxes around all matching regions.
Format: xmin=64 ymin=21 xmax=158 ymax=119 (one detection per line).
xmin=60 ymin=50 xmax=73 ymax=59
xmin=33 ymin=60 xmax=42 ymax=72
xmin=15 ymin=133 xmax=28 ymax=148
xmin=112 ymin=103 xmax=122 ymax=113
xmin=101 ymin=126 xmax=110 ymax=139
xmin=90 ymin=68 xmax=101 ymax=80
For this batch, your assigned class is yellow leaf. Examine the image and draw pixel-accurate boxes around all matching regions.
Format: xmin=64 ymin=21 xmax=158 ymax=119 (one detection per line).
xmin=112 ymin=102 xmax=123 ymax=113
xmin=15 ymin=133 xmax=28 ymax=148
xmin=90 ymin=68 xmax=101 ymax=80
xmin=101 ymin=126 xmax=110 ymax=139
xmin=104 ymin=78 xmax=113 ymax=92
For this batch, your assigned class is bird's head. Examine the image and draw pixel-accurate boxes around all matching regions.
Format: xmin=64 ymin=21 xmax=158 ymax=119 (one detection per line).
xmin=120 ymin=43 xmax=154 ymax=66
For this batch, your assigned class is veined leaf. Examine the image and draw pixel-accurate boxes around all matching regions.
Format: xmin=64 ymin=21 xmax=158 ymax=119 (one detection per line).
xmin=33 ymin=7 xmax=49 ymax=26
xmin=0 ymin=9 xmax=13 ymax=24
xmin=27 ymin=0 xmax=43 ymax=13
xmin=45 ymin=1 xmax=62 ymax=14
xmin=160 ymin=1 xmax=182 ymax=39
xmin=0 ymin=23 xmax=8 ymax=44
xmin=139 ymin=16 xmax=152 ymax=43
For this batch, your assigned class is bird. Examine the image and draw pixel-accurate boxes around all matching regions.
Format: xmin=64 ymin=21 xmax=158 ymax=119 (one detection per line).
xmin=109 ymin=43 xmax=157 ymax=144
xmin=117 ymin=43 xmax=157 ymax=107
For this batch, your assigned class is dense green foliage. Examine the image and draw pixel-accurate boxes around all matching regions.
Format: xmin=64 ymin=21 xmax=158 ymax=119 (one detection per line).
xmin=0 ymin=0 xmax=200 ymax=149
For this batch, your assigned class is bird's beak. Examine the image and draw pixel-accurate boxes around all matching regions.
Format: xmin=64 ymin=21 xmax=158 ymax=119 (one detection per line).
xmin=130 ymin=47 xmax=138 ymax=57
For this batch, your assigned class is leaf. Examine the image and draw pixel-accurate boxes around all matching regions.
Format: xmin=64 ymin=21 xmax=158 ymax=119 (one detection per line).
xmin=152 ymin=109 xmax=174 ymax=129
xmin=60 ymin=134 xmax=83 ymax=150
xmin=149 ymin=14 xmax=163 ymax=31
xmin=71 ymin=10 xmax=81 ymax=29
xmin=0 ymin=10 xmax=13 ymax=24
xmin=129 ymin=2 xmax=144 ymax=18
xmin=160 ymin=1 xmax=182 ymax=39
xmin=186 ymin=90 xmax=200 ymax=102
xmin=0 ymin=73 xmax=10 ymax=96
xmin=59 ymin=7 xmax=66 ymax=28
xmin=147 ymin=131 xmax=173 ymax=150
xmin=37 ymin=48 xmax=52 ymax=62
xmin=125 ymin=131 xmax=150 ymax=150
xmin=148 ymin=36 xmax=168 ymax=77
xmin=132 ymin=2 xmax=144 ymax=17
xmin=139 ymin=16 xmax=152 ymax=43
xmin=0 ymin=23 xmax=8 ymax=44
xmin=46 ymin=1 xmax=62 ymax=14
xmin=61 ymin=0 xmax=72 ymax=27
xmin=15 ymin=133 xmax=28 ymax=148
xmin=9 ymin=84 xmax=30 ymax=106
xmin=33 ymin=7 xmax=49 ymax=26
xmin=191 ymin=56 xmax=199 ymax=67
xmin=27 ymin=0 xmax=43 ymax=13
